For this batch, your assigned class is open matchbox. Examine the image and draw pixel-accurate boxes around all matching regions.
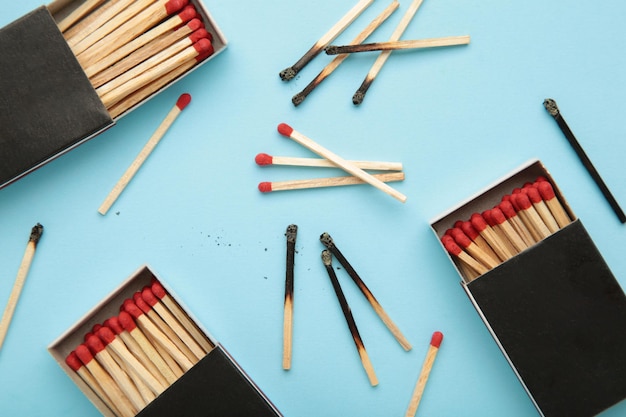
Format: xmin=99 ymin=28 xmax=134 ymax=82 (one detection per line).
xmin=0 ymin=0 xmax=227 ymax=190
xmin=431 ymin=160 xmax=626 ymax=417
xmin=48 ymin=265 xmax=283 ymax=417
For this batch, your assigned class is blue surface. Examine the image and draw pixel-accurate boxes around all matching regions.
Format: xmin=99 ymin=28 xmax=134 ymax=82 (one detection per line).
xmin=1 ymin=0 xmax=626 ymax=416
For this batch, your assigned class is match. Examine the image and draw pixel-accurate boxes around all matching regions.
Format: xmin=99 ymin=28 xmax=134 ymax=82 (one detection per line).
xmin=292 ymin=0 xmax=399 ymax=106
xmin=98 ymin=93 xmax=191 ymax=215
xmin=320 ymin=232 xmax=412 ymax=351
xmin=404 ymin=331 xmax=443 ymax=417
xmin=322 ymin=250 xmax=378 ymax=386
xmin=283 ymin=224 xmax=297 ymax=370
xmin=57 ymin=0 xmax=106 ymax=32
xmin=277 ymin=123 xmax=407 ymax=202
xmin=441 ymin=235 xmax=488 ymax=279
xmin=353 ymin=0 xmax=424 ymax=105
xmin=65 ymin=0 xmax=135 ymax=47
xmin=325 ymin=35 xmax=470 ymax=55
xmin=543 ymin=98 xmax=626 ymax=223
xmin=447 ymin=228 xmax=499 ymax=269
xmin=255 ymin=152 xmax=403 ymax=171
xmin=279 ymin=0 xmax=374 ymax=81
xmin=0 ymin=223 xmax=44 ymax=351
xmin=536 ymin=180 xmax=571 ymax=228
xmin=258 ymin=172 xmax=405 ymax=194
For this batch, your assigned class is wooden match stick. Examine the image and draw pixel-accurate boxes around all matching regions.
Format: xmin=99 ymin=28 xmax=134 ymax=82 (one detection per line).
xmin=66 ymin=351 xmax=123 ymax=417
xmin=326 ymin=35 xmax=470 ymax=55
xmin=283 ymin=224 xmax=297 ymax=370
xmin=441 ymin=235 xmax=488 ymax=279
xmin=536 ymin=180 xmax=571 ymax=228
xmin=258 ymin=172 xmax=405 ymax=194
xmin=57 ymin=0 xmax=107 ymax=32
xmin=511 ymin=193 xmax=551 ymax=241
xmin=498 ymin=200 xmax=536 ymax=247
xmin=151 ymin=281 xmax=214 ymax=353
xmin=77 ymin=0 xmax=189 ymax=69
xmin=353 ymin=0 xmax=424 ymax=105
xmin=526 ymin=186 xmax=559 ymax=234
xmin=470 ymin=213 xmax=512 ymax=261
xmin=448 ymin=228 xmax=499 ymax=269
xmin=320 ymin=233 xmax=412 ymax=351
xmin=255 ymin=152 xmax=403 ymax=171
xmin=75 ymin=344 xmax=137 ymax=417
xmin=84 ymin=8 xmax=199 ymax=79
xmin=277 ymin=123 xmax=407 ymax=202
xmin=292 ymin=0 xmax=399 ymax=106
xmin=279 ymin=0 xmax=374 ymax=81
xmin=118 ymin=311 xmax=179 ymax=385
xmin=489 ymin=207 xmax=528 ymax=253
xmin=65 ymin=0 xmax=134 ymax=46
xmin=98 ymin=93 xmax=191 ymax=215
xmin=482 ymin=209 xmax=520 ymax=257
xmin=544 ymin=98 xmax=626 ymax=223
xmin=0 ymin=223 xmax=43 ymax=351
xmin=404 ymin=331 xmax=443 ymax=417
xmin=459 ymin=221 xmax=500 ymax=261
xmin=322 ymin=250 xmax=378 ymax=386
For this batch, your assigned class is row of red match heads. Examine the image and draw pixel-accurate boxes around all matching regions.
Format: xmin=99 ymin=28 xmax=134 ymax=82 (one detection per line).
xmin=65 ymin=281 xmax=173 ymax=371
xmin=441 ymin=177 xmax=571 ymax=279
xmin=173 ymin=5 xmax=215 ymax=59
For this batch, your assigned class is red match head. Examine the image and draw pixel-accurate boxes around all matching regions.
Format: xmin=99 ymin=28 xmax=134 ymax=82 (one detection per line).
xmin=142 ymin=287 xmax=159 ymax=307
xmin=92 ymin=323 xmax=102 ymax=334
xmin=430 ymin=331 xmax=444 ymax=348
xmin=482 ymin=209 xmax=496 ymax=227
xmin=470 ymin=213 xmax=488 ymax=232
xmin=441 ymin=235 xmax=462 ymax=256
xmin=75 ymin=344 xmax=94 ymax=365
xmin=537 ymin=181 xmax=556 ymax=201
xmin=460 ymin=221 xmax=480 ymax=240
xmin=449 ymin=228 xmax=471 ymax=249
xmin=258 ymin=182 xmax=272 ymax=193
xmin=133 ymin=292 xmax=152 ymax=314
xmin=96 ymin=327 xmax=116 ymax=346
xmin=165 ymin=0 xmax=189 ymax=15
xmin=513 ymin=192 xmax=532 ymax=210
xmin=490 ymin=207 xmax=507 ymax=225
xmin=151 ymin=281 xmax=167 ymax=299
xmin=85 ymin=334 xmax=106 ymax=354
xmin=526 ymin=186 xmax=542 ymax=204
xmin=277 ymin=123 xmax=293 ymax=137
xmin=104 ymin=317 xmax=124 ymax=335
xmin=176 ymin=93 xmax=191 ymax=110
xmin=255 ymin=153 xmax=274 ymax=166
xmin=65 ymin=351 xmax=83 ymax=371
xmin=193 ymin=38 xmax=214 ymax=56
xmin=189 ymin=28 xmax=209 ymax=43
xmin=118 ymin=311 xmax=137 ymax=332
xmin=178 ymin=6 xmax=197 ymax=23
xmin=123 ymin=299 xmax=145 ymax=319
xmin=499 ymin=200 xmax=517 ymax=219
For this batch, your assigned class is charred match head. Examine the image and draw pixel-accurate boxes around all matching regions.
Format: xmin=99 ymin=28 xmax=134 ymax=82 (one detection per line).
xmin=29 ymin=223 xmax=44 ymax=244
xmin=319 ymin=232 xmax=334 ymax=248
xmin=543 ymin=98 xmax=559 ymax=117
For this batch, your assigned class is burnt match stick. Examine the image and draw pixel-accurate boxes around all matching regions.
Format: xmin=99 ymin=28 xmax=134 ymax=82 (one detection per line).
xmin=259 ymin=172 xmax=405 ymax=193
xmin=322 ymin=250 xmax=378 ymax=386
xmin=543 ymin=98 xmax=626 ymax=223
xmin=283 ymin=224 xmax=297 ymax=370
xmin=326 ymin=35 xmax=470 ymax=55
xmin=353 ymin=0 xmax=424 ymax=105
xmin=57 ymin=0 xmax=106 ymax=32
xmin=277 ymin=123 xmax=407 ymax=202
xmin=0 ymin=223 xmax=43 ymax=351
xmin=292 ymin=0 xmax=399 ymax=106
xmin=256 ymin=153 xmax=403 ymax=171
xmin=98 ymin=93 xmax=191 ymax=215
xmin=279 ymin=0 xmax=374 ymax=81
xmin=320 ymin=232 xmax=412 ymax=351
xmin=404 ymin=331 xmax=443 ymax=417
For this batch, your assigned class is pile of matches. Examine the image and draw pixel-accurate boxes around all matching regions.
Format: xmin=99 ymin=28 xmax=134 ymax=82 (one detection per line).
xmin=279 ymin=0 xmax=470 ymax=106
xmin=441 ymin=177 xmax=572 ymax=282
xmin=64 ymin=280 xmax=214 ymax=417
xmin=55 ymin=0 xmax=215 ymax=118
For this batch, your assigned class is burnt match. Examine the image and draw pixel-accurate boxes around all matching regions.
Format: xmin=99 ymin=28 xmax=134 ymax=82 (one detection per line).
xmin=283 ymin=224 xmax=297 ymax=370
xmin=322 ymin=250 xmax=378 ymax=386
xmin=544 ymin=98 xmax=626 ymax=223
xmin=353 ymin=0 xmax=424 ymax=105
xmin=320 ymin=232 xmax=412 ymax=351
xmin=325 ymin=35 xmax=470 ymax=55
xmin=279 ymin=0 xmax=374 ymax=81
xmin=292 ymin=0 xmax=399 ymax=106
xmin=0 ymin=223 xmax=43 ymax=351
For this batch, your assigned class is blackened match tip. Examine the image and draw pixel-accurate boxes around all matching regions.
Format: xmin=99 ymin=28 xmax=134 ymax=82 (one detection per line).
xmin=292 ymin=93 xmax=306 ymax=107
xmin=279 ymin=67 xmax=297 ymax=81
xmin=30 ymin=223 xmax=44 ymax=244
xmin=319 ymin=232 xmax=333 ymax=248
xmin=321 ymin=249 xmax=333 ymax=266
xmin=352 ymin=90 xmax=365 ymax=105
xmin=324 ymin=46 xmax=338 ymax=55
xmin=285 ymin=224 xmax=298 ymax=242
xmin=543 ymin=98 xmax=559 ymax=117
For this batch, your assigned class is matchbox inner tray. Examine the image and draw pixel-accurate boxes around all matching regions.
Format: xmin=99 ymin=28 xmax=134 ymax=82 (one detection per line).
xmin=0 ymin=0 xmax=226 ymax=190
xmin=431 ymin=160 xmax=626 ymax=417
xmin=48 ymin=265 xmax=282 ymax=417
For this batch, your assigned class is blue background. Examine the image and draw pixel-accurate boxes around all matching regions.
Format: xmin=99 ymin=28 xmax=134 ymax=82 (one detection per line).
xmin=2 ymin=0 xmax=626 ymax=416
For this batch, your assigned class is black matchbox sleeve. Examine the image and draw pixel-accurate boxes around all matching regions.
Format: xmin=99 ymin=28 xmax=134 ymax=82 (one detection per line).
xmin=464 ymin=219 xmax=626 ymax=417
xmin=137 ymin=346 xmax=281 ymax=417
xmin=0 ymin=6 xmax=113 ymax=189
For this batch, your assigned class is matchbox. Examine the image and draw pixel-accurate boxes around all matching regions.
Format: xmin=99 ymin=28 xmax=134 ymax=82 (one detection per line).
xmin=0 ymin=0 xmax=227 ymax=190
xmin=431 ymin=160 xmax=626 ymax=417
xmin=48 ymin=265 xmax=282 ymax=417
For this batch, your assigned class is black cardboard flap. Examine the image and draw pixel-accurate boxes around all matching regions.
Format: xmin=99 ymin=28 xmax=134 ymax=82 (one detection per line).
xmin=466 ymin=220 xmax=626 ymax=417
xmin=0 ymin=6 xmax=113 ymax=188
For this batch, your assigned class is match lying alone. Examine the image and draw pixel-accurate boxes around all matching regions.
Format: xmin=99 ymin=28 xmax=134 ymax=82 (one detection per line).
xmin=441 ymin=177 xmax=571 ymax=282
